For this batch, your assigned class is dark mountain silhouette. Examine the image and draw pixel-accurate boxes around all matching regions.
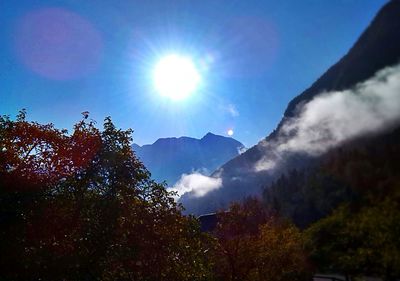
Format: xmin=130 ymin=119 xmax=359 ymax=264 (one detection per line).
xmin=132 ymin=133 xmax=245 ymax=185
xmin=180 ymin=0 xmax=400 ymax=215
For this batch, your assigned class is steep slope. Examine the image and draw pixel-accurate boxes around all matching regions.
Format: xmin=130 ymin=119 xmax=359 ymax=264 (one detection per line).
xmin=262 ymin=125 xmax=400 ymax=228
xmin=133 ymin=133 xmax=244 ymax=185
xmin=180 ymin=0 xmax=400 ymax=215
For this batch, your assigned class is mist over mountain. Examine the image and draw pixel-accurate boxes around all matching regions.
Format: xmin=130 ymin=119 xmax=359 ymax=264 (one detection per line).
xmin=180 ymin=0 xmax=400 ymax=215
xmin=132 ymin=133 xmax=245 ymax=185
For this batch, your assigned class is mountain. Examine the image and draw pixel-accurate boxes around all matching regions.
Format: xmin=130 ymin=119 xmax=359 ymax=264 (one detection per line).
xmin=180 ymin=0 xmax=400 ymax=215
xmin=132 ymin=133 xmax=245 ymax=185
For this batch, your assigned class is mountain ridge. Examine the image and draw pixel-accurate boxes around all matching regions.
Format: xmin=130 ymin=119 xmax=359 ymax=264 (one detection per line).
xmin=132 ymin=133 xmax=245 ymax=185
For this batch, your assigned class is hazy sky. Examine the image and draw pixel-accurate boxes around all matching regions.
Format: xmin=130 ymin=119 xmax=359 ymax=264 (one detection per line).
xmin=0 ymin=0 xmax=387 ymax=146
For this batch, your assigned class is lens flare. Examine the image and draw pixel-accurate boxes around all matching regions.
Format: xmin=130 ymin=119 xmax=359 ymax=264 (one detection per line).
xmin=14 ymin=8 xmax=103 ymax=80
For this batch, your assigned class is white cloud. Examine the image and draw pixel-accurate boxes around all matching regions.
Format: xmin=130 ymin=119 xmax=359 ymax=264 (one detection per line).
xmin=238 ymin=146 xmax=247 ymax=154
xmin=254 ymin=63 xmax=400 ymax=171
xmin=170 ymin=173 xmax=222 ymax=198
xmin=279 ymin=63 xmax=400 ymax=155
xmin=228 ymin=104 xmax=239 ymax=117
xmin=253 ymin=140 xmax=281 ymax=172
xmin=254 ymin=157 xmax=276 ymax=172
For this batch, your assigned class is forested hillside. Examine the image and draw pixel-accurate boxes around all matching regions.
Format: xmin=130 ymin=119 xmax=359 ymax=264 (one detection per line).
xmin=263 ymin=125 xmax=400 ymax=228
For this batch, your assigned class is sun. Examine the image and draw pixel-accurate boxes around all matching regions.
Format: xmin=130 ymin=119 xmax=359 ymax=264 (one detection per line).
xmin=153 ymin=54 xmax=201 ymax=100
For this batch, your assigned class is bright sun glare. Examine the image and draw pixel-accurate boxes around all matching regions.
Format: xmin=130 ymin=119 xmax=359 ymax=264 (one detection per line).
xmin=153 ymin=54 xmax=201 ymax=100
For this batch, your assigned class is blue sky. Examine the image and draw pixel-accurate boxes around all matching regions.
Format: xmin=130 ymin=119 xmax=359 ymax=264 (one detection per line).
xmin=0 ymin=0 xmax=387 ymax=146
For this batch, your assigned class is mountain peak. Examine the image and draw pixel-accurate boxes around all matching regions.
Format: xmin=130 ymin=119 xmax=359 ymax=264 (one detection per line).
xmin=202 ymin=132 xmax=219 ymax=139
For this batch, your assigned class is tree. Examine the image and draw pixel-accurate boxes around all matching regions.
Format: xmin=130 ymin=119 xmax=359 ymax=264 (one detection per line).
xmin=211 ymin=198 xmax=311 ymax=281
xmin=0 ymin=111 xmax=213 ymax=281
xmin=305 ymin=197 xmax=400 ymax=281
xmin=256 ymin=221 xmax=311 ymax=281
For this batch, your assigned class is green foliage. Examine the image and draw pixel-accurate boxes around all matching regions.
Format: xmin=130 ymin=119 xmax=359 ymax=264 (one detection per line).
xmin=305 ymin=196 xmax=400 ymax=280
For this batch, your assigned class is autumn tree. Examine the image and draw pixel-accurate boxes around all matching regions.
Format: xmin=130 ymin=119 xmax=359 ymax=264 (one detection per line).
xmin=0 ymin=111 xmax=213 ymax=281
xmin=211 ymin=198 xmax=311 ymax=281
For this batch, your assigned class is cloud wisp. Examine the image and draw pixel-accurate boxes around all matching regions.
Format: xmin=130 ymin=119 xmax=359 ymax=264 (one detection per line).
xmin=255 ymin=63 xmax=400 ymax=171
xmin=279 ymin=63 xmax=400 ymax=154
xmin=170 ymin=172 xmax=222 ymax=198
